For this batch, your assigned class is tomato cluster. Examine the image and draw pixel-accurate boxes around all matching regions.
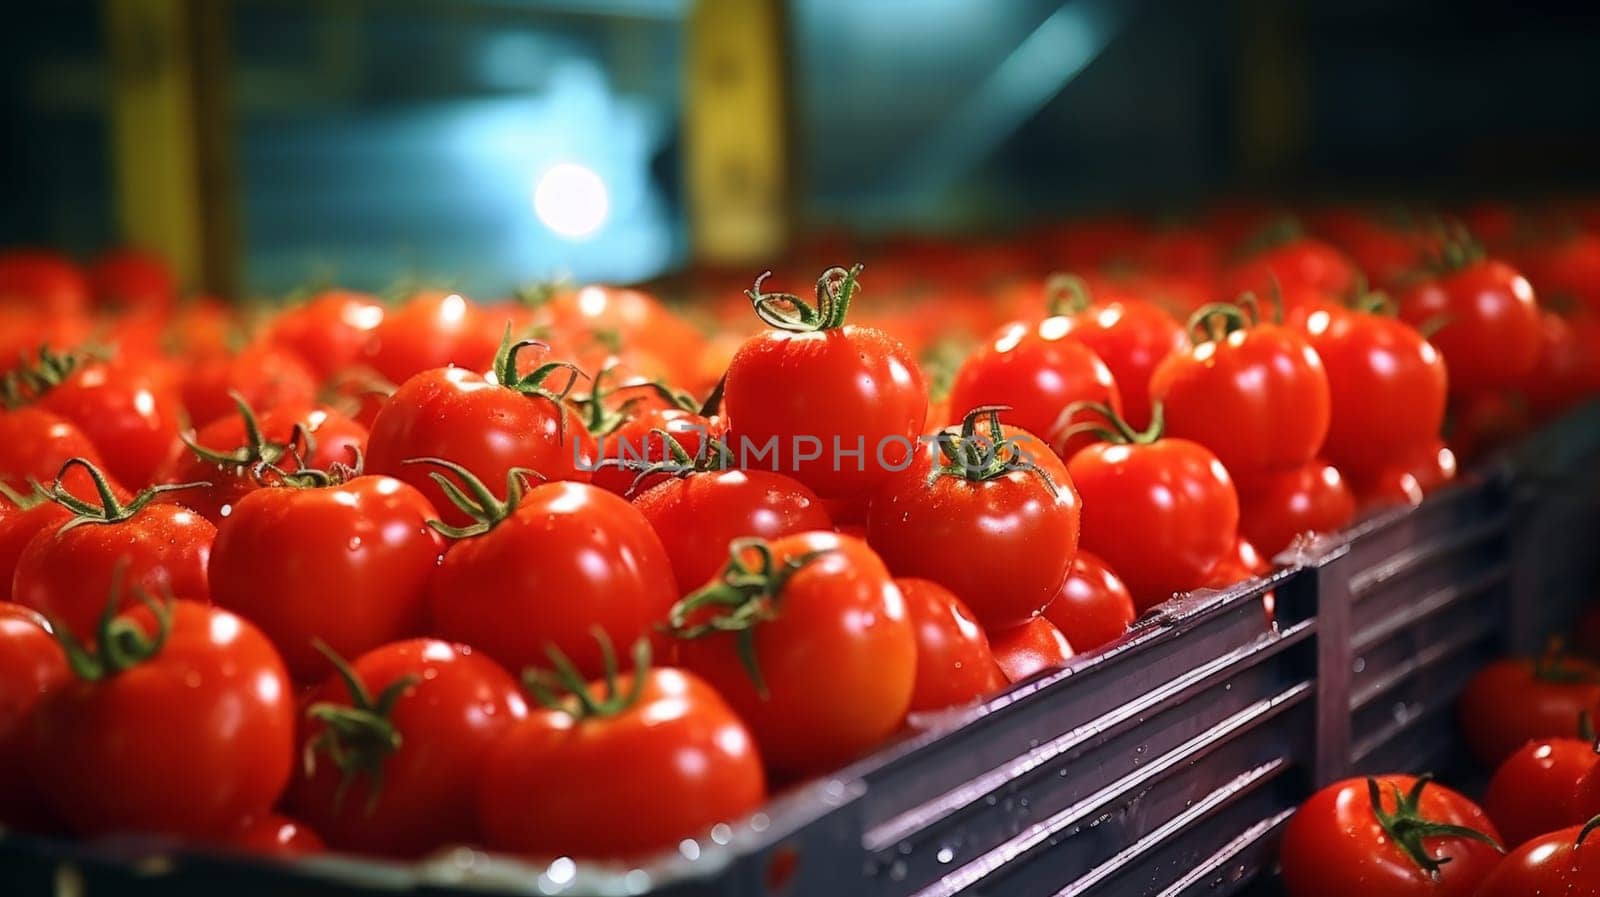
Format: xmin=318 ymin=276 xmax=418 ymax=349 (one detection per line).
xmin=0 ymin=202 xmax=1596 ymax=867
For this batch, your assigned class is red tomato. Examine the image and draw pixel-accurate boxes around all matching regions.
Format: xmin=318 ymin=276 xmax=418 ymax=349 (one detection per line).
xmin=0 ymin=250 xmax=89 ymax=315
xmin=87 ymin=248 xmax=176 ymax=315
xmin=591 ymin=405 xmax=710 ymax=498
xmin=1483 ymin=735 xmax=1596 ymax=848
xmin=1150 ymin=303 xmax=1331 ymax=473
xmin=425 ymin=463 xmax=675 ymax=678
xmin=1044 ymin=276 xmax=1190 ymax=431
xmin=182 ymin=342 xmax=320 ymax=429
xmin=1280 ymin=775 xmax=1502 ymax=897
xmin=1396 ymin=255 xmax=1540 ymax=395
xmin=28 ymin=600 xmax=294 ymax=838
xmin=1041 ymin=550 xmax=1136 ymax=653
xmin=668 ymin=531 xmax=915 ymax=778
xmin=0 ymin=604 xmax=68 ymax=829
xmin=1523 ymin=310 xmax=1600 ymax=423
xmin=0 ymin=493 xmax=71 ymax=603
xmin=1521 ymin=231 xmax=1600 ymax=314
xmin=1458 ymin=654 xmax=1600 ymax=768
xmin=1474 ymin=824 xmax=1600 ymax=897
xmin=209 ymin=475 xmax=443 ymax=683
xmin=988 ymin=616 xmax=1074 ymax=683
xmin=216 ymin=813 xmax=325 ymax=857
xmin=897 ymin=578 xmax=1006 ymax=711
xmin=14 ymin=461 xmax=215 ymax=638
xmin=1351 ymin=439 xmax=1458 ymax=510
xmin=1203 ymin=536 xmax=1272 ymax=590
xmin=867 ymin=411 xmax=1080 ymax=628
xmin=1222 ymin=232 xmax=1359 ymax=301
xmin=1233 ymin=459 xmax=1356 ymax=557
xmin=264 ymin=289 xmax=386 ymax=380
xmin=0 ymin=407 xmax=127 ymax=499
xmin=723 ymin=266 xmax=928 ymax=498
xmin=477 ymin=641 xmax=764 ymax=860
xmin=534 ymin=284 xmax=710 ymax=389
xmin=320 ymin=367 xmax=395 ymax=431
xmin=20 ymin=353 xmax=184 ymax=488
xmin=358 ymin=291 xmax=503 ymax=385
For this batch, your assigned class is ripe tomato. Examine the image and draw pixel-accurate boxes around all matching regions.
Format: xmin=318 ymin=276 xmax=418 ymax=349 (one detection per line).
xmin=1044 ymin=275 xmax=1189 ymax=431
xmin=0 ymin=490 xmax=71 ymax=603
xmin=1294 ymin=304 xmax=1448 ymax=480
xmin=988 ymin=616 xmax=1074 ymax=683
xmin=14 ymin=351 xmax=184 ymax=489
xmin=668 ymin=531 xmax=915 ymax=778
xmin=1521 ymin=231 xmax=1600 ymax=314
xmin=209 ymin=475 xmax=443 ymax=683
xmin=182 ymin=342 xmax=320 ymax=429
xmin=0 ymin=407 xmax=127 ymax=499
xmin=425 ymin=462 xmax=675 ymax=678
xmin=1222 ymin=230 xmax=1359 ymax=301
xmin=1068 ymin=406 xmax=1239 ymax=611
xmin=868 ymin=410 xmax=1080 ymax=628
xmin=1459 ymin=654 xmax=1600 ymax=768
xmin=1150 ymin=301 xmax=1331 ymax=473
xmin=897 ymin=578 xmax=1006 ymax=712
xmin=533 ymin=284 xmax=711 ymax=389
xmin=358 ymin=291 xmax=503 ymax=385
xmin=477 ymin=640 xmax=764 ymax=860
xmin=1483 ymin=734 xmax=1596 ymax=848
xmin=366 ymin=334 xmax=595 ymax=530
xmin=0 ymin=604 xmax=68 ymax=829
xmin=723 ymin=266 xmax=928 ymax=499
xmin=1280 ymin=775 xmax=1502 ymax=897
xmin=1523 ymin=310 xmax=1600 ymax=423
xmin=1203 ymin=536 xmax=1271 ymax=590
xmin=28 ymin=600 xmax=294 ymax=838
xmin=264 ymin=289 xmax=385 ymax=380
xmin=1474 ymin=824 xmax=1600 ymax=897
xmin=585 ymin=375 xmax=711 ymax=497
xmin=1233 ymin=459 xmax=1356 ymax=557
xmin=0 ymin=249 xmax=89 ymax=316
xmin=1041 ymin=550 xmax=1136 ymax=653
xmin=1350 ymin=439 xmax=1457 ymax=510
xmin=14 ymin=461 xmax=215 ymax=637
xmin=87 ymin=248 xmax=176 ymax=315
xmin=288 ymin=639 xmax=526 ymax=856
xmin=216 ymin=813 xmax=325 ymax=857
xmin=1396 ymin=254 xmax=1540 ymax=395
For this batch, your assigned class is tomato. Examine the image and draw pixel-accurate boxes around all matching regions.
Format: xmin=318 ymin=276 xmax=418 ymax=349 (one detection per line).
xmin=1203 ymin=536 xmax=1272 ymax=590
xmin=1294 ymin=304 xmax=1448 ymax=480
xmin=1221 ymin=231 xmax=1359 ymax=301
xmin=533 ymin=284 xmax=711 ymax=389
xmin=216 ymin=813 xmax=325 ymax=857
xmin=0 ymin=491 xmax=71 ymax=603
xmin=0 ymin=407 xmax=127 ymax=499
xmin=264 ymin=289 xmax=386 ymax=380
xmin=477 ymin=639 xmax=764 ymax=860
xmin=28 ymin=600 xmax=294 ymax=838
xmin=0 ymin=249 xmax=89 ymax=316
xmin=1474 ymin=824 xmax=1600 ymax=897
xmin=723 ymin=266 xmax=928 ymax=498
xmin=1068 ymin=406 xmax=1239 ymax=611
xmin=209 ymin=475 xmax=444 ymax=683
xmin=1523 ymin=310 xmax=1600 ymax=423
xmin=1483 ymin=734 xmax=1596 ymax=848
xmin=182 ymin=342 xmax=320 ymax=429
xmin=1044 ymin=275 xmax=1190 ymax=431
xmin=988 ymin=616 xmax=1074 ymax=683
xmin=0 ymin=604 xmax=68 ymax=829
xmin=585 ymin=376 xmax=711 ymax=497
xmin=896 ymin=578 xmax=1006 ymax=712
xmin=1041 ymin=550 xmax=1136 ymax=653
xmin=1459 ymin=654 xmax=1600 ymax=768
xmin=668 ymin=531 xmax=915 ymax=778
xmin=1351 ymin=439 xmax=1457 ymax=510
xmin=358 ymin=291 xmax=503 ymax=385
xmin=1150 ymin=301 xmax=1331 ymax=473
xmin=1280 ymin=775 xmax=1502 ymax=897
xmin=16 ymin=351 xmax=184 ymax=488
xmin=288 ymin=639 xmax=526 ymax=856
xmin=1449 ymin=389 xmax=1532 ymax=463
xmin=87 ymin=248 xmax=176 ymax=315
xmin=320 ymin=368 xmax=395 ymax=431
xmin=1396 ymin=254 xmax=1540 ymax=395
xmin=1522 ymin=231 xmax=1600 ymax=314
xmin=425 ymin=462 xmax=675 ymax=678
xmin=867 ymin=409 xmax=1080 ymax=628
xmin=1233 ymin=459 xmax=1356 ymax=557
xmin=366 ymin=334 xmax=595 ymax=530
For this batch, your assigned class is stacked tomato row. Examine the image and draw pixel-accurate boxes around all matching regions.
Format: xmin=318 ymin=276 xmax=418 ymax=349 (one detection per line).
xmin=0 ymin=204 xmax=1595 ymax=869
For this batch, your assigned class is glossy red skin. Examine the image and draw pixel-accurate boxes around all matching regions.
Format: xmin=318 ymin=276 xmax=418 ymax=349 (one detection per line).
xmin=0 ymin=407 xmax=124 ymax=498
xmin=1396 ymin=258 xmax=1541 ymax=395
xmin=1203 ymin=537 xmax=1273 ymax=592
xmin=1061 ymin=299 xmax=1190 ymax=431
xmin=429 ymin=482 xmax=675 ymax=678
xmin=633 ymin=469 xmax=831 ymax=596
xmin=265 ymin=290 xmax=386 ymax=379
xmin=88 ymin=249 xmax=176 ymax=315
xmin=0 ymin=250 xmax=89 ymax=315
xmin=1041 ymin=550 xmax=1136 ymax=653
xmin=182 ymin=343 xmax=320 ymax=429
xmin=358 ymin=291 xmax=503 ymax=386
xmin=1458 ymin=657 xmax=1600 ymax=768
xmin=366 ymin=366 xmax=595 ymax=529
xmin=35 ymin=360 xmax=184 ymax=488
xmin=478 ymin=668 xmax=765 ymax=860
xmin=537 ymin=285 xmax=711 ymax=389
xmin=989 ymin=616 xmax=1074 ymax=683
xmin=28 ymin=601 xmax=295 ymax=838
xmin=1351 ymin=439 xmax=1457 ymax=510
xmin=0 ymin=502 xmax=70 ymax=602
xmin=1234 ymin=459 xmax=1356 ymax=558
xmin=724 ymin=325 xmax=927 ymax=499
xmin=672 ymin=532 xmax=915 ymax=778
xmin=209 ymin=476 xmax=444 ymax=683
xmin=1280 ymin=775 xmax=1501 ymax=897
xmin=1524 ymin=310 xmax=1600 ymax=423
xmin=947 ymin=317 xmax=1121 ymax=459
xmin=1221 ymin=237 xmax=1358 ymax=301
xmin=867 ymin=425 xmax=1080 ymax=628
xmin=1295 ymin=306 xmax=1448 ymax=479
xmin=14 ymin=502 xmax=215 ymax=638
xmin=0 ymin=604 xmax=69 ymax=829
xmin=217 ymin=813 xmax=325 ymax=857
xmin=1474 ymin=825 xmax=1600 ymax=897
xmin=1483 ymin=737 xmax=1595 ymax=848
xmin=1150 ymin=322 xmax=1331 ymax=472
xmin=1523 ymin=232 xmax=1600 ymax=314
xmin=1069 ymin=438 xmax=1239 ymax=612
xmin=592 ymin=407 xmax=709 ymax=498
xmin=288 ymin=639 xmax=526 ymax=857
xmin=896 ymin=578 xmax=1006 ymax=711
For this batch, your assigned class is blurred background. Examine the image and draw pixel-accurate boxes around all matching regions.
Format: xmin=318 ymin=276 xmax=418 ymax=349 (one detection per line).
xmin=3 ymin=0 xmax=1599 ymax=299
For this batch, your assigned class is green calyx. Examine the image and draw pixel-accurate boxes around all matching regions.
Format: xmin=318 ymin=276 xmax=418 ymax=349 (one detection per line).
xmin=667 ymin=538 xmax=832 ymax=697
xmin=1367 ymin=775 xmax=1503 ymax=878
xmin=522 ymin=630 xmax=650 ymax=721
xmin=745 ymin=264 xmax=864 ymax=332
xmin=270 ymin=446 xmax=366 ymax=490
xmin=606 ymin=427 xmax=729 ymax=497
xmin=1580 ymin=815 xmax=1600 ymax=847
xmin=1533 ymin=640 xmax=1600 ymax=685
xmin=46 ymin=458 xmax=208 ymax=537
xmin=573 ymin=365 xmax=699 ymax=437
xmin=1054 ymin=400 xmax=1164 ymax=451
xmin=1234 ymin=216 xmax=1306 ymax=260
xmin=303 ymin=639 xmax=416 ymax=817
xmin=490 ymin=324 xmax=587 ymax=444
xmin=934 ymin=405 xmax=1059 ymax=496
xmin=402 ymin=456 xmax=541 ymax=539
xmin=52 ymin=565 xmax=173 ymax=681
xmin=1395 ymin=217 xmax=1486 ymax=283
xmin=1044 ymin=273 xmax=1094 ymax=317
xmin=1186 ymin=288 xmax=1280 ymax=343
xmin=181 ymin=392 xmax=312 ymax=471
xmin=0 ymin=343 xmax=107 ymax=409
xmin=0 ymin=479 xmax=48 ymax=510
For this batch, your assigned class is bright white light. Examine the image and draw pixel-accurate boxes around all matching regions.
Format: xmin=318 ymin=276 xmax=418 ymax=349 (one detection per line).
xmin=534 ymin=163 xmax=609 ymax=239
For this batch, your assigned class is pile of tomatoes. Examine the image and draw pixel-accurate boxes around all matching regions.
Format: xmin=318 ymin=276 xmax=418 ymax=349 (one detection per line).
xmin=0 ymin=202 xmax=1597 ymax=870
